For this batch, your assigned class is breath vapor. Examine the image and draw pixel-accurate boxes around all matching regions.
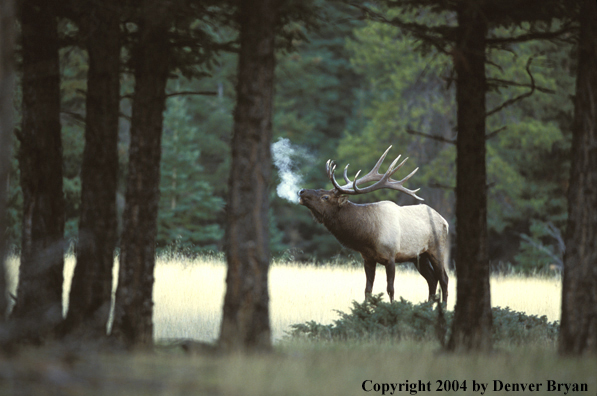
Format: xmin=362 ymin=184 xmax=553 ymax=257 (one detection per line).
xmin=272 ymin=138 xmax=309 ymax=203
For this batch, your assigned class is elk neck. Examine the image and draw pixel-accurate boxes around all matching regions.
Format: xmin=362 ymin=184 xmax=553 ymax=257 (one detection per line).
xmin=322 ymin=200 xmax=380 ymax=252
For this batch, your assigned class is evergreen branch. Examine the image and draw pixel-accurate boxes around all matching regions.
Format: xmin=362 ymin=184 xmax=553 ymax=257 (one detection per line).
xmin=429 ymin=182 xmax=455 ymax=190
xmin=122 ymin=91 xmax=218 ymax=101
xmin=406 ymin=128 xmax=456 ymax=145
xmin=486 ymin=24 xmax=576 ymax=45
xmin=485 ymin=126 xmax=507 ymax=140
xmin=61 ymin=110 xmax=86 ymax=124
xmin=486 ymin=57 xmax=536 ymax=118
xmin=408 ymin=125 xmax=506 ymax=144
xmin=519 ymin=233 xmax=563 ymax=268
xmin=430 ymin=181 xmax=495 ymax=191
xmin=487 ymin=77 xmax=555 ymax=94
xmin=62 ymin=110 xmax=133 ymax=124
xmin=165 ymin=91 xmax=218 ymax=98
xmin=348 ymin=2 xmax=454 ymax=54
xmin=171 ymin=38 xmax=239 ymax=53
xmin=545 ymin=221 xmax=566 ymax=256
xmin=486 ymin=59 xmax=504 ymax=73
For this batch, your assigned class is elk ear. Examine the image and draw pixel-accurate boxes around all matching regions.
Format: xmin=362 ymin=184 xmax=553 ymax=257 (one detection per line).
xmin=338 ymin=196 xmax=348 ymax=206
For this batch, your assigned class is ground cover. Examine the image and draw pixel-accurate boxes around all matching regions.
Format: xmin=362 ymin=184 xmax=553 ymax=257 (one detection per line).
xmin=4 ymin=255 xmax=589 ymax=396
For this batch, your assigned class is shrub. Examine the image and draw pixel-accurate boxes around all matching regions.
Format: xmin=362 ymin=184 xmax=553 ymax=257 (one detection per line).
xmin=289 ymin=294 xmax=558 ymax=346
xmin=492 ymin=306 xmax=559 ymax=345
xmin=289 ymin=294 xmax=450 ymax=343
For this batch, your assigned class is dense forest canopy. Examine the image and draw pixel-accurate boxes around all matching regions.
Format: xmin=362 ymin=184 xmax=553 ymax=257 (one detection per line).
xmin=5 ymin=0 xmax=575 ymax=272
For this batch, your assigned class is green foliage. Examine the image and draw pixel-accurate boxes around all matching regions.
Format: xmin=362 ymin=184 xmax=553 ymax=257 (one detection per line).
xmin=492 ymin=306 xmax=559 ymax=345
xmin=485 ymin=39 xmax=573 ymax=234
xmin=289 ymin=294 xmax=449 ymax=343
xmin=290 ymin=294 xmax=559 ymax=346
xmin=335 ymin=9 xmax=574 ymax=269
xmin=5 ymin=1 xmax=577 ymax=270
xmin=269 ymin=2 xmax=367 ymax=260
xmin=340 ymin=11 xmax=454 ymax=209
xmin=158 ymin=90 xmax=225 ymax=252
xmin=514 ymin=220 xmax=564 ymax=273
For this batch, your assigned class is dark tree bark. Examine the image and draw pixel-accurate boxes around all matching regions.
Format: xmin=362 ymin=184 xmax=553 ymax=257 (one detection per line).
xmin=61 ymin=0 xmax=121 ymax=339
xmin=0 ymin=0 xmax=15 ymax=330
xmin=447 ymin=1 xmax=493 ymax=352
xmin=11 ymin=0 xmax=65 ymax=343
xmin=218 ymin=0 xmax=279 ymax=352
xmin=559 ymin=0 xmax=597 ymax=356
xmin=110 ymin=0 xmax=170 ymax=348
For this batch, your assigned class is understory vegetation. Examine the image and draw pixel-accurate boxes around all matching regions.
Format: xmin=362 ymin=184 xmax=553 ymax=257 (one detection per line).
xmin=289 ymin=294 xmax=559 ymax=347
xmin=1 ymin=339 xmax=595 ymax=396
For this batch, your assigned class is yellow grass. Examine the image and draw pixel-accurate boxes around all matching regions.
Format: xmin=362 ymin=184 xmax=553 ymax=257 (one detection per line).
xmin=4 ymin=339 xmax=596 ymax=396
xmin=5 ymin=255 xmax=561 ymax=343
xmin=153 ymin=257 xmax=561 ymax=342
xmin=5 ymin=255 xmax=594 ymax=396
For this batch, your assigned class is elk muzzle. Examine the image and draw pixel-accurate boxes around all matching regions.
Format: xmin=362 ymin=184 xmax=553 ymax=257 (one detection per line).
xmin=298 ymin=189 xmax=307 ymax=205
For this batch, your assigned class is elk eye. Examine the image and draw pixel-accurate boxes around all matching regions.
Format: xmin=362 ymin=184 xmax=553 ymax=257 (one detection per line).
xmin=322 ymin=195 xmax=329 ymax=200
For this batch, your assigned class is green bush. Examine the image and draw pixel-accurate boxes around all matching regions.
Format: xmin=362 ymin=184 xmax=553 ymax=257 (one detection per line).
xmin=289 ymin=294 xmax=449 ymax=343
xmin=289 ymin=294 xmax=558 ymax=346
xmin=492 ymin=306 xmax=559 ymax=345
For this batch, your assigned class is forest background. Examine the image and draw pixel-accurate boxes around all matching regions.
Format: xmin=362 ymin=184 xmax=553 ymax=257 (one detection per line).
xmin=5 ymin=0 xmax=574 ymax=273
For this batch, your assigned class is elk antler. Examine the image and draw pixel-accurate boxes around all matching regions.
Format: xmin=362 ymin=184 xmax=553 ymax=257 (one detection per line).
xmin=326 ymin=146 xmax=424 ymax=200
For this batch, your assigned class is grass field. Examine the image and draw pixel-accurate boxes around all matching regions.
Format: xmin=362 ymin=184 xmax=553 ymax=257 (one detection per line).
xmin=5 ymin=255 xmax=562 ymax=342
xmin=4 ymin=255 xmax=594 ymax=396
xmin=151 ymin=257 xmax=562 ymax=343
xmin=3 ymin=336 xmax=596 ymax=396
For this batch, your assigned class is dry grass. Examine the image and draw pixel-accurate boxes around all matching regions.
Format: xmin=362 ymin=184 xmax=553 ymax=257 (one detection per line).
xmin=5 ymin=255 xmax=561 ymax=343
xmin=2 ymin=339 xmax=595 ymax=396
xmin=152 ymin=257 xmax=561 ymax=343
xmin=3 ymin=255 xmax=593 ymax=396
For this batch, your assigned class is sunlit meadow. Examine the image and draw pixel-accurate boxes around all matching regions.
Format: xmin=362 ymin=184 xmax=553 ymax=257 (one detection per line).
xmin=151 ymin=257 xmax=562 ymax=342
xmin=7 ymin=255 xmax=592 ymax=396
xmin=5 ymin=254 xmax=561 ymax=343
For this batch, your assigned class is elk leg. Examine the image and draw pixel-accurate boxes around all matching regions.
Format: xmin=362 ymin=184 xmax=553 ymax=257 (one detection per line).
xmin=385 ymin=259 xmax=396 ymax=302
xmin=363 ymin=258 xmax=376 ymax=301
xmin=427 ymin=253 xmax=449 ymax=304
xmin=415 ymin=254 xmax=438 ymax=301
xmin=437 ymin=266 xmax=449 ymax=304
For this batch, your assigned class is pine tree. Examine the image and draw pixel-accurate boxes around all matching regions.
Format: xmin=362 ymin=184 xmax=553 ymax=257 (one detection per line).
xmin=219 ymin=0 xmax=279 ymax=352
xmin=559 ymin=0 xmax=597 ymax=356
xmin=111 ymin=0 xmax=171 ymax=348
xmin=12 ymin=0 xmax=65 ymax=344
xmin=62 ymin=0 xmax=121 ymax=339
xmin=0 ymin=0 xmax=16 ymax=340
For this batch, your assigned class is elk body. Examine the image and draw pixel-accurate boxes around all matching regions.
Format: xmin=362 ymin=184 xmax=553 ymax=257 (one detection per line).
xmin=298 ymin=146 xmax=449 ymax=303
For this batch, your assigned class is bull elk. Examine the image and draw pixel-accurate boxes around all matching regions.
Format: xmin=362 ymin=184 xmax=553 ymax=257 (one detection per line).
xmin=298 ymin=146 xmax=449 ymax=303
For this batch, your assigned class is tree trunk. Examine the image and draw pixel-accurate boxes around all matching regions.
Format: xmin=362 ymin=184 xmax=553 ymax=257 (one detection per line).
xmin=447 ymin=1 xmax=492 ymax=352
xmin=218 ymin=0 xmax=279 ymax=352
xmin=11 ymin=0 xmax=65 ymax=344
xmin=0 ymin=0 xmax=15 ymax=330
xmin=559 ymin=0 xmax=597 ymax=356
xmin=110 ymin=1 xmax=170 ymax=348
xmin=62 ymin=0 xmax=121 ymax=339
